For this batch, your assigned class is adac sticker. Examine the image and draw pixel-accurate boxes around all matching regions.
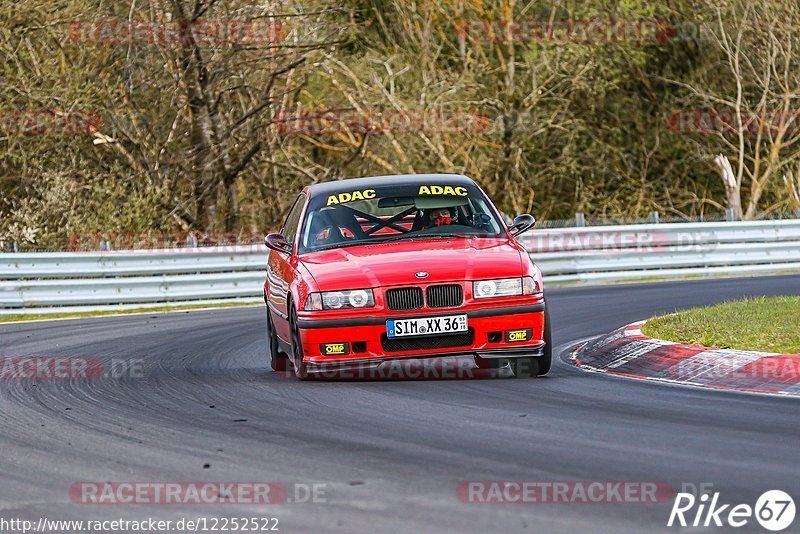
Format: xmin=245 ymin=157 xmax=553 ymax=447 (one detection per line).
xmin=418 ymin=185 xmax=468 ymax=196
xmin=505 ymin=328 xmax=532 ymax=342
xmin=321 ymin=342 xmax=350 ymax=355
xmin=326 ymin=189 xmax=376 ymax=206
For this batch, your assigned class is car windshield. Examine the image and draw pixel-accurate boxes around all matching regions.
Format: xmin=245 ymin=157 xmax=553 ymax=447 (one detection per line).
xmin=298 ymin=182 xmax=505 ymax=253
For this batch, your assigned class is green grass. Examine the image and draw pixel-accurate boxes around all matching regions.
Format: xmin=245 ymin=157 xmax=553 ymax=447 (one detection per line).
xmin=642 ymin=296 xmax=800 ymax=354
xmin=0 ymin=301 xmax=260 ymax=323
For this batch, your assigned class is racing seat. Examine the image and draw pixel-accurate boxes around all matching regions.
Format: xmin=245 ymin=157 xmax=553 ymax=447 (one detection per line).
xmin=307 ymin=209 xmax=339 ymax=246
xmin=309 ymin=207 xmax=368 ymax=247
xmin=328 ymin=208 xmax=368 ymax=241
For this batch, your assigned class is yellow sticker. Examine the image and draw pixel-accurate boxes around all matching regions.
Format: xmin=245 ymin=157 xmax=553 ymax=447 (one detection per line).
xmin=326 ymin=189 xmax=376 ymax=206
xmin=506 ymin=329 xmax=531 ymax=342
xmin=418 ymin=185 xmax=468 ymax=196
xmin=321 ymin=343 xmax=349 ymax=355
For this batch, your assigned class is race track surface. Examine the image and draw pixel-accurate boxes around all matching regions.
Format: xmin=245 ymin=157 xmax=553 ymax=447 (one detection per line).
xmin=2 ymin=275 xmax=800 ymax=533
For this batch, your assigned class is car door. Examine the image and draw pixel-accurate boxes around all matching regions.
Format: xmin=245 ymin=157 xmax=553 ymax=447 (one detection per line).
xmin=266 ymin=192 xmax=307 ymax=342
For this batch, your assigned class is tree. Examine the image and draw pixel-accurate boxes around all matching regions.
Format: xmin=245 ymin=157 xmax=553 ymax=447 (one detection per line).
xmin=670 ymin=1 xmax=800 ymax=219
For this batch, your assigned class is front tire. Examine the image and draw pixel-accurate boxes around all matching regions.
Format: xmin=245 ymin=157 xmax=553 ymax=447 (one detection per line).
xmin=289 ymin=303 xmax=310 ymax=380
xmin=266 ymin=305 xmax=290 ymax=372
xmin=538 ymin=306 xmax=553 ymax=376
xmin=504 ymin=305 xmax=553 ymax=378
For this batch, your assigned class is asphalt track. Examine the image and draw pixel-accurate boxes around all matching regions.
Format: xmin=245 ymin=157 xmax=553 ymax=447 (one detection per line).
xmin=2 ymin=275 xmax=800 ymax=533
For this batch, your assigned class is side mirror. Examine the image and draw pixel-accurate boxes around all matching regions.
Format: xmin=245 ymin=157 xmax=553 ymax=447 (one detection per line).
xmin=264 ymin=233 xmax=292 ymax=254
xmin=509 ymin=214 xmax=536 ymax=237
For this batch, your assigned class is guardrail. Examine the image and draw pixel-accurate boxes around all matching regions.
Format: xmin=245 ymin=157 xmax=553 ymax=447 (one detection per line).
xmin=2 ymin=220 xmax=800 ymax=315
xmin=517 ymin=219 xmax=800 ymax=283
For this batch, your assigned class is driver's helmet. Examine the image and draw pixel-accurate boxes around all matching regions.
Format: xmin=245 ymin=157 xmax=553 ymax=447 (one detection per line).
xmin=426 ymin=207 xmax=455 ymax=228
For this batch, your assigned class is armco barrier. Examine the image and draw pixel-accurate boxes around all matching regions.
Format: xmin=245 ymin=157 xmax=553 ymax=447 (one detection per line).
xmin=516 ymin=219 xmax=800 ymax=283
xmin=0 ymin=246 xmax=265 ymax=314
xmin=1 ymin=220 xmax=800 ymax=315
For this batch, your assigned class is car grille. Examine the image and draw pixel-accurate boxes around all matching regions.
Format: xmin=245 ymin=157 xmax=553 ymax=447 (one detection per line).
xmin=381 ymin=328 xmax=475 ymax=352
xmin=426 ymin=284 xmax=463 ymax=308
xmin=385 ymin=287 xmax=424 ymax=311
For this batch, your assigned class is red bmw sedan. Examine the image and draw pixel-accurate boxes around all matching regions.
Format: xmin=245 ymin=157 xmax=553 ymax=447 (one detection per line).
xmin=263 ymin=174 xmax=551 ymax=379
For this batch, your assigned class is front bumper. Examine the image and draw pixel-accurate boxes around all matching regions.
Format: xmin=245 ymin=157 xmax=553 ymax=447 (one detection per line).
xmin=295 ymin=301 xmax=546 ymax=370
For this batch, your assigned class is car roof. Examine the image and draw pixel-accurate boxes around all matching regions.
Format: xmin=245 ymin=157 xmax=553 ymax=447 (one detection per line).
xmin=304 ymin=174 xmax=476 ymax=197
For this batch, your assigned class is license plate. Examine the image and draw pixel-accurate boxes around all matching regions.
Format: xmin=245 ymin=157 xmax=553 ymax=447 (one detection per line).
xmin=386 ymin=314 xmax=468 ymax=338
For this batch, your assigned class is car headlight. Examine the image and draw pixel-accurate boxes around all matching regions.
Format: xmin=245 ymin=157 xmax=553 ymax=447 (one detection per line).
xmin=304 ymin=289 xmax=375 ymax=310
xmin=473 ymin=277 xmax=539 ymax=298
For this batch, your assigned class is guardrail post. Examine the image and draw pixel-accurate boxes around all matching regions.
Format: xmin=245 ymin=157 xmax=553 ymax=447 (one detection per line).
xmin=100 ymin=239 xmax=111 ymax=251
xmin=725 ymin=208 xmax=738 ymax=222
xmin=795 ymin=209 xmax=800 ymax=219
xmin=575 ymin=212 xmax=585 ymax=227
xmin=648 ymin=211 xmax=660 ymax=224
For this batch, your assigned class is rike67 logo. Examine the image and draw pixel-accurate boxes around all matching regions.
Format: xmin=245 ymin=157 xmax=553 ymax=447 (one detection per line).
xmin=668 ymin=490 xmax=795 ymax=531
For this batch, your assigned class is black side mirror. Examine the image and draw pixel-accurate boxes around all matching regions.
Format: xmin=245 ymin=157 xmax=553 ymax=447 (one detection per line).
xmin=509 ymin=214 xmax=536 ymax=236
xmin=264 ymin=233 xmax=292 ymax=254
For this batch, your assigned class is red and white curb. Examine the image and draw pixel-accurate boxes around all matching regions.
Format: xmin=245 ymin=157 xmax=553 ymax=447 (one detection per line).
xmin=572 ymin=320 xmax=800 ymax=397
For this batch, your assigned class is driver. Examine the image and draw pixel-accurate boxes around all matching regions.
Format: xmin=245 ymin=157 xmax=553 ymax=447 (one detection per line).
xmin=424 ymin=207 xmax=454 ymax=228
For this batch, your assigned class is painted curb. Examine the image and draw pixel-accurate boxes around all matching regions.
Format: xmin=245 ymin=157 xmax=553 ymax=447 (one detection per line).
xmin=572 ymin=320 xmax=800 ymax=397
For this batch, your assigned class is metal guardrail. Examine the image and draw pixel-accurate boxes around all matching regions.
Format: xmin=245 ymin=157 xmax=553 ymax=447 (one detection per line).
xmin=2 ymin=220 xmax=800 ymax=315
xmin=517 ymin=220 xmax=800 ymax=283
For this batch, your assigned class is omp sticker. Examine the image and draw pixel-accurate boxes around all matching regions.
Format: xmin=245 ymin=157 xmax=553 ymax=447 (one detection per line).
xmin=326 ymin=189 xmax=376 ymax=206
xmin=418 ymin=185 xmax=468 ymax=196
xmin=321 ymin=343 xmax=350 ymax=355
xmin=505 ymin=329 xmax=532 ymax=342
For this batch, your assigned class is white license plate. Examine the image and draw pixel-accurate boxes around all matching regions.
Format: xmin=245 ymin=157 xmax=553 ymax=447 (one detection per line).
xmin=386 ymin=314 xmax=468 ymax=338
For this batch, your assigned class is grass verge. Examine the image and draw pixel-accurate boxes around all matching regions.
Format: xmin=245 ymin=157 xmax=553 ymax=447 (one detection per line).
xmin=0 ymin=301 xmax=260 ymax=324
xmin=642 ymin=296 xmax=800 ymax=354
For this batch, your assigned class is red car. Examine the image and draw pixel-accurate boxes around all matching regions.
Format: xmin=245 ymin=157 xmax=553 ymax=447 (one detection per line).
xmin=263 ymin=174 xmax=551 ymax=379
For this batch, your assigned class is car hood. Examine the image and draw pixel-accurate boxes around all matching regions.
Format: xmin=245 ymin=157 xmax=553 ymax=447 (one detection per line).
xmin=299 ymin=237 xmax=526 ymax=290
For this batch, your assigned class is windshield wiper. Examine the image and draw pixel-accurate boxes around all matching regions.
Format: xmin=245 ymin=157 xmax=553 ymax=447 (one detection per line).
xmin=381 ymin=232 xmax=470 ymax=243
xmin=307 ymin=239 xmax=379 ymax=252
